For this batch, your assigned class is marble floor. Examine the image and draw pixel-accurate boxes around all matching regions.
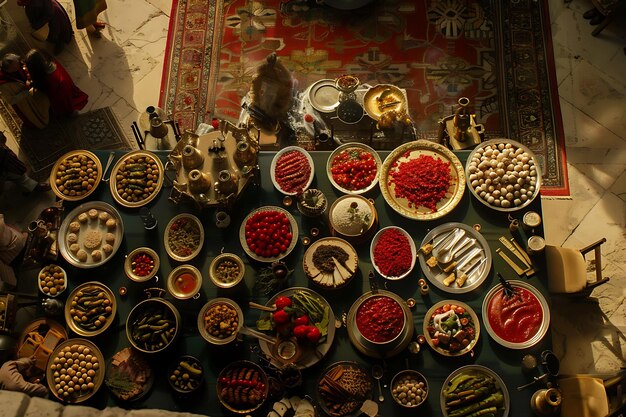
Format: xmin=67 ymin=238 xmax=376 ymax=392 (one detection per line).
xmin=0 ymin=0 xmax=624 ymax=377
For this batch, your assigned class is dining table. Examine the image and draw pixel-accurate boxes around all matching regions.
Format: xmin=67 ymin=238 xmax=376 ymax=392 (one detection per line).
xmin=45 ymin=148 xmax=551 ymax=417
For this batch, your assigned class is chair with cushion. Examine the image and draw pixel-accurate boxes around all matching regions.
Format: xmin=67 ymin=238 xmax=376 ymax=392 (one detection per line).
xmin=558 ymin=370 xmax=626 ymax=417
xmin=545 ymin=238 xmax=609 ymax=297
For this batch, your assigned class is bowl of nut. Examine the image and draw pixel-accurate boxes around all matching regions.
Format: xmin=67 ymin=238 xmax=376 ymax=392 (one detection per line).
xmin=209 ymin=253 xmax=245 ymax=289
xmin=197 ymin=298 xmax=243 ymax=346
xmin=167 ymin=355 xmax=204 ymax=395
xmin=390 ymin=370 xmax=428 ymax=408
xmin=125 ymin=247 xmax=159 ymax=282
xmin=38 ymin=264 xmax=67 ymax=297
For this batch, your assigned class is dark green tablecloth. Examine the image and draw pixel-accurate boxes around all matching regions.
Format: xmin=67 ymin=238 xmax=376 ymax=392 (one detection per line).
xmin=55 ymin=150 xmax=549 ymax=416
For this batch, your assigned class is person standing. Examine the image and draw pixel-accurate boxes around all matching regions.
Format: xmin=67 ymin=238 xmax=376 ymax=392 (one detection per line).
xmin=24 ymin=49 xmax=88 ymax=118
xmin=0 ymin=53 xmax=50 ymax=129
xmin=72 ymin=0 xmax=107 ymax=37
xmin=17 ymin=0 xmax=73 ymax=55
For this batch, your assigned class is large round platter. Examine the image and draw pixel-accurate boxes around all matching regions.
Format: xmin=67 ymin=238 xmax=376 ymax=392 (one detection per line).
xmin=239 ymin=206 xmax=298 ymax=263
xmin=362 ymin=84 xmax=408 ymax=120
xmin=370 ymin=226 xmax=417 ymax=280
xmin=346 ymin=290 xmax=414 ymax=359
xmin=327 ymin=142 xmax=382 ymax=195
xmin=46 ymin=338 xmax=105 ymax=403
xmin=465 ymin=138 xmax=541 ymax=212
xmin=482 ymin=280 xmax=550 ymax=349
xmin=105 ymin=347 xmax=154 ymax=402
xmin=257 ymin=287 xmax=335 ymax=369
xmin=58 ymin=201 xmax=124 ymax=268
xmin=307 ymin=78 xmax=340 ymax=113
xmin=423 ymin=300 xmax=479 ymax=357
xmin=164 ymin=213 xmax=204 ymax=262
xmin=50 ymin=150 xmax=102 ymax=201
xmin=418 ymin=222 xmax=492 ymax=293
xmin=64 ymin=281 xmax=116 ymax=337
xmin=270 ymin=146 xmax=315 ymax=195
xmin=317 ymin=361 xmax=372 ymax=417
xmin=441 ymin=365 xmax=510 ymax=417
xmin=380 ymin=140 xmax=465 ymax=220
xmin=303 ymin=237 xmax=358 ymax=289
xmin=109 ymin=150 xmax=164 ymax=208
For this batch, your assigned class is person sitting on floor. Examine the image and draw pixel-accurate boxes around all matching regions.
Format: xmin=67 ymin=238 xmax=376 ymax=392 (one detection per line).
xmin=18 ymin=0 xmax=74 ymax=55
xmin=0 ymin=213 xmax=29 ymax=289
xmin=24 ymin=49 xmax=88 ymax=118
xmin=0 ymin=131 xmax=51 ymax=195
xmin=0 ymin=356 xmax=48 ymax=397
xmin=0 ymin=53 xmax=50 ymax=129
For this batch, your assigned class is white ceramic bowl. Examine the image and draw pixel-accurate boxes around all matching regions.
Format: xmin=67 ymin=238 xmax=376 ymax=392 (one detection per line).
xmin=270 ymin=146 xmax=315 ymax=195
xmin=370 ymin=226 xmax=416 ymax=280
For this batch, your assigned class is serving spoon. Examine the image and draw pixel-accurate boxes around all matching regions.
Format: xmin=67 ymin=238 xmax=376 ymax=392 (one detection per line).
xmin=433 ymin=229 xmax=465 ymax=263
xmin=372 ymin=364 xmax=385 ymax=402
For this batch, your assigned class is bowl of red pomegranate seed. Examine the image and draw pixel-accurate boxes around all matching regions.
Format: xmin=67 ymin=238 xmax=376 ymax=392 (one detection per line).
xmin=239 ymin=206 xmax=298 ymax=263
xmin=125 ymin=247 xmax=159 ymax=282
xmin=370 ymin=226 xmax=416 ymax=280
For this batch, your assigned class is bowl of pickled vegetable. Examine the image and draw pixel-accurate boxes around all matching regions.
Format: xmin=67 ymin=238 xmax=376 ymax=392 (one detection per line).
xmin=124 ymin=247 xmax=159 ymax=282
xmin=167 ymin=355 xmax=204 ymax=395
xmin=209 ymin=253 xmax=245 ymax=289
xmin=390 ymin=370 xmax=428 ymax=408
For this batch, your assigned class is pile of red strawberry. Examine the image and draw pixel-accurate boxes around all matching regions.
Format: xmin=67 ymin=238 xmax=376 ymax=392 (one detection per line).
xmin=244 ymin=210 xmax=293 ymax=258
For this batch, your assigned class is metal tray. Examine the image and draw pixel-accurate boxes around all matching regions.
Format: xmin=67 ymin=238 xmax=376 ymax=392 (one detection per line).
xmin=362 ymin=84 xmax=408 ymax=120
xmin=307 ymin=79 xmax=340 ymax=113
xmin=482 ymin=280 xmax=550 ymax=349
xmin=379 ymin=140 xmax=465 ymax=220
xmin=418 ymin=222 xmax=492 ymax=293
xmin=109 ymin=150 xmax=164 ymax=208
xmin=50 ymin=150 xmax=102 ymax=201
xmin=441 ymin=365 xmax=510 ymax=417
xmin=58 ymin=201 xmax=124 ymax=268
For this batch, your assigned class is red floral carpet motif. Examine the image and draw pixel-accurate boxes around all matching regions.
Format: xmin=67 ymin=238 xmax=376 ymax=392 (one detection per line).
xmin=160 ymin=0 xmax=569 ymax=196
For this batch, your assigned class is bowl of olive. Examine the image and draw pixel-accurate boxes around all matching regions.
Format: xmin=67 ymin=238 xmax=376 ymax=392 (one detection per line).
xmin=208 ymin=253 xmax=245 ymax=289
xmin=167 ymin=355 xmax=203 ymax=395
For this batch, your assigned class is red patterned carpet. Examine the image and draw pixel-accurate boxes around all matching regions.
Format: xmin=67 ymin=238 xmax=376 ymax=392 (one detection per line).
xmin=160 ymin=0 xmax=569 ymax=196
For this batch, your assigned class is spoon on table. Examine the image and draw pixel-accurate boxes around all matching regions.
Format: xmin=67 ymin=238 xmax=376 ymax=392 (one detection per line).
xmin=371 ymin=364 xmax=384 ymax=402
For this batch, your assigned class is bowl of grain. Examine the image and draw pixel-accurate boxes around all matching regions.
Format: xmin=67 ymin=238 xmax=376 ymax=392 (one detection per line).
xmin=208 ymin=253 xmax=245 ymax=289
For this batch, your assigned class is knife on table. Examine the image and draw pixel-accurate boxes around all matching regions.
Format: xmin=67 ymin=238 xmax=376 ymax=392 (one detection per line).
xmin=456 ymin=256 xmax=487 ymax=287
xmin=440 ymin=247 xmax=483 ymax=286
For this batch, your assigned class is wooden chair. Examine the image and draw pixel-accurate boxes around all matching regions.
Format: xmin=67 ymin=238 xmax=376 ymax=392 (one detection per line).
xmin=558 ymin=369 xmax=626 ymax=417
xmin=545 ymin=238 xmax=610 ymax=297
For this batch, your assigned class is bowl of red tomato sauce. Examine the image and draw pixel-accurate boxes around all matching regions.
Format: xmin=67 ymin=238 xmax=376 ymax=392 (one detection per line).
xmin=167 ymin=264 xmax=203 ymax=300
xmin=482 ymin=280 xmax=550 ymax=349
xmin=353 ymin=294 xmax=407 ymax=348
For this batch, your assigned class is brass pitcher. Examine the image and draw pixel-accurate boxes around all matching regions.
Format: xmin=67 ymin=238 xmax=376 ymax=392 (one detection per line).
xmin=234 ymin=141 xmax=255 ymax=166
xmin=149 ymin=115 xmax=169 ymax=139
xmin=187 ymin=169 xmax=211 ymax=195
xmin=181 ymin=130 xmax=199 ymax=148
xmin=181 ymin=144 xmax=204 ymax=170
xmin=215 ymin=169 xmax=238 ymax=196
xmin=530 ymin=388 xmax=561 ymax=416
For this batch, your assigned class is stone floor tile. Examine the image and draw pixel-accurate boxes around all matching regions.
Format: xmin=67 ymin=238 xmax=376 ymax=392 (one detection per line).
xmin=0 ymin=390 xmax=31 ymax=417
xmin=23 ymin=396 xmax=64 ymax=417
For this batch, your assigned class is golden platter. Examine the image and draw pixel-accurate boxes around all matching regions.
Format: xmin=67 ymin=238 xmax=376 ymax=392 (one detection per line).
xmin=379 ymin=140 xmax=465 ymax=220
xmin=163 ymin=213 xmax=204 ymax=262
xmin=362 ymin=84 xmax=408 ymax=120
xmin=64 ymin=281 xmax=117 ymax=337
xmin=50 ymin=150 xmax=102 ymax=201
xmin=109 ymin=150 xmax=164 ymax=208
xmin=46 ymin=338 xmax=105 ymax=403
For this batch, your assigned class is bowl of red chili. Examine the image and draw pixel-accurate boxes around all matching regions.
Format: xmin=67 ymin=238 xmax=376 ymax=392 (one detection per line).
xmin=166 ymin=265 xmax=202 ymax=300
xmin=125 ymin=247 xmax=159 ymax=282
xmin=370 ymin=226 xmax=416 ymax=280
xmin=350 ymin=293 xmax=408 ymax=349
xmin=270 ymin=146 xmax=315 ymax=195
xmin=327 ymin=143 xmax=381 ymax=195
xmin=482 ymin=280 xmax=549 ymax=349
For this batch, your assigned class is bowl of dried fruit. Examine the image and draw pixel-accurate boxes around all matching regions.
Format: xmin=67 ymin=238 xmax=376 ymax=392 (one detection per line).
xmin=38 ymin=264 xmax=67 ymax=297
xmin=209 ymin=253 xmax=245 ymax=289
xmin=167 ymin=355 xmax=204 ymax=395
xmin=390 ymin=370 xmax=428 ymax=408
xmin=124 ymin=247 xmax=159 ymax=282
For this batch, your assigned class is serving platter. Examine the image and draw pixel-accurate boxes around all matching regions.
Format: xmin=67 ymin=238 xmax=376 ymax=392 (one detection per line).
xmin=303 ymin=237 xmax=358 ymax=289
xmin=50 ymin=150 xmax=102 ymax=201
xmin=317 ymin=361 xmax=372 ymax=417
xmin=465 ymin=139 xmax=541 ymax=212
xmin=163 ymin=213 xmax=204 ymax=262
xmin=307 ymin=79 xmax=340 ymax=113
xmin=105 ymin=347 xmax=154 ymax=402
xmin=64 ymin=281 xmax=116 ymax=337
xmin=109 ymin=150 xmax=164 ymax=208
xmin=380 ymin=140 xmax=465 ymax=220
xmin=362 ymin=84 xmax=408 ymax=120
xmin=441 ymin=365 xmax=510 ymax=417
xmin=239 ymin=206 xmax=298 ymax=263
xmin=58 ymin=201 xmax=124 ymax=268
xmin=257 ymin=287 xmax=335 ymax=369
xmin=270 ymin=146 xmax=315 ymax=195
xmin=327 ymin=142 xmax=381 ymax=195
xmin=482 ymin=280 xmax=550 ymax=349
xmin=418 ymin=222 xmax=492 ymax=293
xmin=423 ymin=300 xmax=479 ymax=357
xmin=46 ymin=338 xmax=105 ymax=403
